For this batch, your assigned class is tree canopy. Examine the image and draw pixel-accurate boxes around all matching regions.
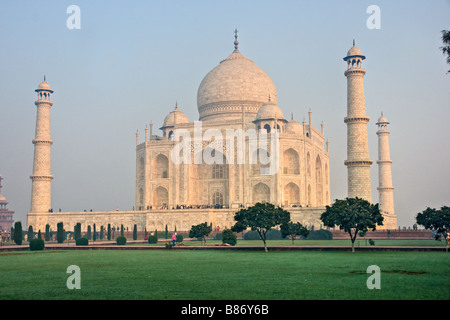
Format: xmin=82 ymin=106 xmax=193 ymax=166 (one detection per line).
xmin=189 ymin=222 xmax=212 ymax=245
xmin=280 ymin=221 xmax=309 ymax=245
xmin=320 ymin=197 xmax=383 ymax=252
xmin=231 ymin=202 xmax=291 ymax=252
xmin=416 ymin=206 xmax=449 ymax=252
xmin=440 ymin=30 xmax=450 ymax=73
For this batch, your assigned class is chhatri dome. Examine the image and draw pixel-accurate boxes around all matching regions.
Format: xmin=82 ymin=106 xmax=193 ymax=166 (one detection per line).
xmin=36 ymin=76 xmax=53 ymax=92
xmin=377 ymin=113 xmax=389 ymax=124
xmin=160 ymin=103 xmax=189 ymax=129
xmin=255 ymin=98 xmax=285 ymax=121
xmin=197 ymin=30 xmax=277 ymax=122
xmin=345 ymin=40 xmax=366 ymax=60
xmin=285 ymin=115 xmax=302 ymax=133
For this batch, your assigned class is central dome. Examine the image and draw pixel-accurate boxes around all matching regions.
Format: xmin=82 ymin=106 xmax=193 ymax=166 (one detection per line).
xmin=197 ymin=49 xmax=277 ymax=122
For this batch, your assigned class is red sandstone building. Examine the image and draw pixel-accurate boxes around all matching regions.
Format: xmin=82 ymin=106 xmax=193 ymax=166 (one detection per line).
xmin=0 ymin=174 xmax=14 ymax=232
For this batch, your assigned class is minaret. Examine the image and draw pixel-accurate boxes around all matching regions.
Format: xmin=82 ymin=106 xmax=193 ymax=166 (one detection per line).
xmin=376 ymin=113 xmax=397 ymax=228
xmin=30 ymin=77 xmax=54 ymax=213
xmin=343 ymin=41 xmax=372 ymax=202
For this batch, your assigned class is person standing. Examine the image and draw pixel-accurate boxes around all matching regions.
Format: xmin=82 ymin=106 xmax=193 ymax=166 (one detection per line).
xmin=172 ymin=232 xmax=177 ymax=246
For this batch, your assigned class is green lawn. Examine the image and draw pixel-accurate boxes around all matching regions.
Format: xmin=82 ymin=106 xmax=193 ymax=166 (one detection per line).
xmin=138 ymin=238 xmax=443 ymax=247
xmin=0 ymin=250 xmax=448 ymax=300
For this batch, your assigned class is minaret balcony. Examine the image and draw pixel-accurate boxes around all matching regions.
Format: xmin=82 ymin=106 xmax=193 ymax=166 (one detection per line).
xmin=344 ymin=116 xmax=370 ymax=123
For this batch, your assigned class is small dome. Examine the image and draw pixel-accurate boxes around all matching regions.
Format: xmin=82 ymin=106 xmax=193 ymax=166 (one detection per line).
xmin=161 ymin=106 xmax=189 ymax=128
xmin=256 ymin=101 xmax=284 ymax=120
xmin=347 ymin=45 xmax=362 ymax=57
xmin=285 ymin=119 xmax=302 ymax=133
xmin=37 ymin=80 xmax=52 ymax=91
xmin=377 ymin=114 xmax=389 ymax=124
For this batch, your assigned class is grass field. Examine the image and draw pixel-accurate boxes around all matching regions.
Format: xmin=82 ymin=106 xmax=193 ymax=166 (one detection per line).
xmin=141 ymin=238 xmax=443 ymax=247
xmin=0 ymin=249 xmax=448 ymax=300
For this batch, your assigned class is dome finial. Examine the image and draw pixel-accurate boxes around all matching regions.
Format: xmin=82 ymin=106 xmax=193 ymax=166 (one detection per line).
xmin=44 ymin=75 xmax=46 ymax=81
xmin=234 ymin=28 xmax=239 ymax=51
xmin=353 ymin=39 xmax=355 ymax=46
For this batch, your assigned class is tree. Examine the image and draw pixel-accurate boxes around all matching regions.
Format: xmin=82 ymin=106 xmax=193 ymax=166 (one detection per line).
xmin=189 ymin=222 xmax=212 ymax=245
xmin=74 ymin=223 xmax=81 ymax=241
xmin=280 ymin=221 xmax=309 ymax=245
xmin=221 ymin=229 xmax=237 ymax=246
xmin=231 ymin=202 xmax=291 ymax=252
xmin=14 ymin=221 xmax=22 ymax=245
xmin=45 ymin=224 xmax=51 ymax=241
xmin=120 ymin=224 xmax=124 ymax=237
xmin=27 ymin=225 xmax=34 ymax=242
xmin=440 ymin=30 xmax=450 ymax=73
xmin=416 ymin=206 xmax=449 ymax=252
xmin=133 ymin=224 xmax=137 ymax=240
xmin=320 ymin=197 xmax=383 ymax=252
xmin=57 ymin=222 xmax=64 ymax=244
xmin=93 ymin=224 xmax=97 ymax=242
xmin=107 ymin=224 xmax=111 ymax=240
xmin=100 ymin=225 xmax=104 ymax=240
xmin=87 ymin=225 xmax=92 ymax=240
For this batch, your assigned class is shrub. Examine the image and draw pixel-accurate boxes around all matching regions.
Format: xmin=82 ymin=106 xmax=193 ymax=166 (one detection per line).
xmin=306 ymin=229 xmax=333 ymax=240
xmin=57 ymin=222 xmax=64 ymax=243
xmin=27 ymin=225 xmax=34 ymax=241
xmin=147 ymin=235 xmax=158 ymax=244
xmin=222 ymin=229 xmax=237 ymax=246
xmin=116 ymin=236 xmax=127 ymax=245
xmin=176 ymin=234 xmax=184 ymax=243
xmin=369 ymin=239 xmax=375 ymax=246
xmin=45 ymin=224 xmax=50 ymax=241
xmin=74 ymin=223 xmax=81 ymax=241
xmin=29 ymin=238 xmax=45 ymax=251
xmin=133 ymin=224 xmax=137 ymax=240
xmin=243 ymin=229 xmax=282 ymax=240
xmin=76 ymin=237 xmax=89 ymax=246
xmin=165 ymin=243 xmax=173 ymax=249
xmin=243 ymin=231 xmax=260 ymax=240
xmin=14 ymin=221 xmax=22 ymax=245
xmin=266 ymin=229 xmax=282 ymax=240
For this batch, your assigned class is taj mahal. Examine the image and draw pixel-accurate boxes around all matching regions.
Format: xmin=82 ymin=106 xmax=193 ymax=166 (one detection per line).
xmin=26 ymin=32 xmax=398 ymax=233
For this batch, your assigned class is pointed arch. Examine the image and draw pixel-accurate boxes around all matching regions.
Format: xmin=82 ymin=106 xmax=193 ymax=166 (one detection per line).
xmin=139 ymin=156 xmax=145 ymax=179
xmin=252 ymin=182 xmax=270 ymax=204
xmin=307 ymin=152 xmax=311 ymax=177
xmin=315 ymin=155 xmax=323 ymax=206
xmin=153 ymin=186 xmax=168 ymax=209
xmin=152 ymin=154 xmax=169 ymax=179
xmin=283 ymin=148 xmax=299 ymax=175
xmin=307 ymin=184 xmax=311 ymax=206
xmin=284 ymin=182 xmax=300 ymax=207
xmin=139 ymin=188 xmax=144 ymax=206
xmin=251 ymin=148 xmax=270 ymax=175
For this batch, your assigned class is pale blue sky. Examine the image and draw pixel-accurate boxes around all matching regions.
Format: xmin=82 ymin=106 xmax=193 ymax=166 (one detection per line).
xmin=0 ymin=0 xmax=449 ymax=227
